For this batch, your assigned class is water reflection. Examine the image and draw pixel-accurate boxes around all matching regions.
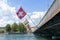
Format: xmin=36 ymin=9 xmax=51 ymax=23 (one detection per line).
xmin=34 ymin=34 xmax=52 ymax=40
xmin=0 ymin=33 xmax=52 ymax=40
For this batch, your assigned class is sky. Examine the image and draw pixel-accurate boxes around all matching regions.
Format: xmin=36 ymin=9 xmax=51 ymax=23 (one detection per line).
xmin=0 ymin=0 xmax=54 ymax=27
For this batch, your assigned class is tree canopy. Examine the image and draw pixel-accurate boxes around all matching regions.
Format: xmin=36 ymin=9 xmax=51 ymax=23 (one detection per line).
xmin=5 ymin=24 xmax=11 ymax=32
xmin=11 ymin=23 xmax=18 ymax=32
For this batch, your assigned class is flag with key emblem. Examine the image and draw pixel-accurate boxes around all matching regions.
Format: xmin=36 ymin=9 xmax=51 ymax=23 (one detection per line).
xmin=16 ymin=7 xmax=26 ymax=19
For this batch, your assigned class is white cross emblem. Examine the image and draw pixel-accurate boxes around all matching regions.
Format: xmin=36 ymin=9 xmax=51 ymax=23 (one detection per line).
xmin=18 ymin=11 xmax=23 ymax=16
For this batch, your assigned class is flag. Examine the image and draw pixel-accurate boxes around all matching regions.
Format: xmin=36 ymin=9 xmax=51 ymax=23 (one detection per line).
xmin=26 ymin=24 xmax=31 ymax=29
xmin=23 ymin=19 xmax=29 ymax=25
xmin=16 ymin=7 xmax=26 ymax=19
xmin=26 ymin=24 xmax=32 ymax=32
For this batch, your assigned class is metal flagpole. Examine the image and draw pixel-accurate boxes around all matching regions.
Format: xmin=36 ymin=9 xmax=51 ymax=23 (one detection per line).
xmin=27 ymin=14 xmax=36 ymax=26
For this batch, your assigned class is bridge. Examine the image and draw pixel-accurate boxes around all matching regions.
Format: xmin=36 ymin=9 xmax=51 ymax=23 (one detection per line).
xmin=31 ymin=0 xmax=60 ymax=37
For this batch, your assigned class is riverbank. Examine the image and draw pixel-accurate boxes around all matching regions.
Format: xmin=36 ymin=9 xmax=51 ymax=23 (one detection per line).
xmin=8 ymin=32 xmax=27 ymax=34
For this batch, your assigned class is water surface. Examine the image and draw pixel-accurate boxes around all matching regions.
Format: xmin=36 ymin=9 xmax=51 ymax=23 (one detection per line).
xmin=0 ymin=33 xmax=51 ymax=40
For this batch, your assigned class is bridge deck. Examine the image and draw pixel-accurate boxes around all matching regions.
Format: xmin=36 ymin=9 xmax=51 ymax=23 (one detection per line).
xmin=33 ymin=0 xmax=60 ymax=38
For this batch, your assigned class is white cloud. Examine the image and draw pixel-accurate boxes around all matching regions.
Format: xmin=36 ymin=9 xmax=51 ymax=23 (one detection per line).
xmin=0 ymin=16 xmax=11 ymax=27
xmin=28 ymin=11 xmax=46 ymax=27
xmin=0 ymin=0 xmax=18 ymax=27
xmin=0 ymin=0 xmax=16 ymax=16
xmin=31 ymin=11 xmax=46 ymax=19
xmin=0 ymin=0 xmax=46 ymax=27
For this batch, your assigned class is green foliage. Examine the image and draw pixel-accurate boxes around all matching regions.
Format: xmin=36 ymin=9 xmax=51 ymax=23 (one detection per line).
xmin=5 ymin=24 xmax=11 ymax=32
xmin=5 ymin=22 xmax=27 ymax=33
xmin=11 ymin=22 xmax=18 ymax=32
xmin=18 ymin=23 xmax=27 ymax=32
xmin=0 ymin=29 xmax=4 ymax=33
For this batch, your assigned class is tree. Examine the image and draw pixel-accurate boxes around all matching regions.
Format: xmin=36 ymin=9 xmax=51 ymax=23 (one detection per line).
xmin=18 ymin=23 xmax=27 ymax=33
xmin=23 ymin=26 xmax=27 ymax=32
xmin=18 ymin=23 xmax=21 ymax=32
xmin=5 ymin=24 xmax=11 ymax=32
xmin=11 ymin=22 xmax=18 ymax=32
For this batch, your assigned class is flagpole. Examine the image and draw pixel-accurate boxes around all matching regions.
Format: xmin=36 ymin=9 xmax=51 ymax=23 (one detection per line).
xmin=17 ymin=6 xmax=36 ymax=26
xmin=27 ymin=14 xmax=36 ymax=26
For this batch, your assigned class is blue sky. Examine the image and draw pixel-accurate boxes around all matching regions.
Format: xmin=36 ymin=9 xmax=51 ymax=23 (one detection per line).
xmin=7 ymin=0 xmax=54 ymax=12
xmin=0 ymin=0 xmax=54 ymax=27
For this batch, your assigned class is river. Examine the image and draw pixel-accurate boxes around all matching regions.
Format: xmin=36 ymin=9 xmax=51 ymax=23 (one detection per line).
xmin=0 ymin=33 xmax=51 ymax=40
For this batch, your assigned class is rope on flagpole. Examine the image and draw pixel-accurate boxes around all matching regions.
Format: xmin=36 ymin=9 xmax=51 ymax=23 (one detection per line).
xmin=27 ymin=14 xmax=36 ymax=26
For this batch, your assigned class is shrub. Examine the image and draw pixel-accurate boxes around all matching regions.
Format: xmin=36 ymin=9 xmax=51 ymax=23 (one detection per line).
xmin=0 ymin=29 xmax=4 ymax=33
